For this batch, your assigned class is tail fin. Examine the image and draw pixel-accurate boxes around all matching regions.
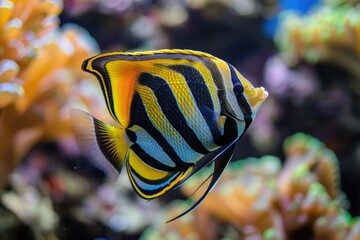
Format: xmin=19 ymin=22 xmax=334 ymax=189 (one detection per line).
xmin=70 ymin=109 xmax=130 ymax=179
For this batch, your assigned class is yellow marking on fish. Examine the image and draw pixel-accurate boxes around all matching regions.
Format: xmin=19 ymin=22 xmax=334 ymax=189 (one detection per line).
xmin=129 ymin=124 xmax=176 ymax=167
xmin=84 ymin=49 xmax=217 ymax=63
xmin=128 ymin=164 xmax=193 ymax=199
xmin=128 ymin=149 xmax=169 ymax=180
xmin=212 ymin=57 xmax=232 ymax=90
xmin=217 ymin=115 xmax=226 ymax=135
xmin=137 ymin=84 xmax=184 ymax=144
xmin=161 ymin=58 xmax=220 ymax=108
xmin=177 ymin=59 xmax=220 ymax=112
xmin=104 ymin=60 xmax=154 ymax=127
xmin=137 ymin=84 xmax=203 ymax=162
xmin=147 ymin=64 xmax=219 ymax=151
xmin=82 ymin=50 xmax=220 ymax=126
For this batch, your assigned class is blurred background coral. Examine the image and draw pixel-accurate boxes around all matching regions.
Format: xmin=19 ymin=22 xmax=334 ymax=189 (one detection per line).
xmin=0 ymin=0 xmax=359 ymax=239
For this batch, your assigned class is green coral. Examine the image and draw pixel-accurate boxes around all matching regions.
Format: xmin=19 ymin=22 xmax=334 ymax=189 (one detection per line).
xmin=140 ymin=133 xmax=359 ymax=240
xmin=275 ymin=2 xmax=360 ymax=92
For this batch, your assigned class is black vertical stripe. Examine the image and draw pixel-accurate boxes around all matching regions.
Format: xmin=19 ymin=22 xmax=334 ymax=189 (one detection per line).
xmin=202 ymin=58 xmax=226 ymax=102
xmin=129 ymin=143 xmax=176 ymax=172
xmin=169 ymin=64 xmax=226 ymax=145
xmin=219 ymin=116 xmax=238 ymax=145
xmin=129 ymin=93 xmax=188 ymax=168
xmin=85 ymin=58 xmax=118 ymax=123
xmin=128 ymin=165 xmax=183 ymax=197
xmin=138 ymin=72 xmax=209 ymax=155
xmin=168 ymin=64 xmax=214 ymax=109
xmin=228 ymin=64 xmax=252 ymax=118
xmin=228 ymin=64 xmax=242 ymax=86
xmin=202 ymin=60 xmax=248 ymax=144
xmin=127 ymin=153 xmax=177 ymax=185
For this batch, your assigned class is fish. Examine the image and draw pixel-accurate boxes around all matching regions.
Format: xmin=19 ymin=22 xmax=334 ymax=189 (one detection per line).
xmin=71 ymin=49 xmax=268 ymax=222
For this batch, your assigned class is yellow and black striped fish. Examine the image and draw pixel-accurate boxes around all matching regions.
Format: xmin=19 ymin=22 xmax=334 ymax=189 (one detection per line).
xmin=71 ymin=49 xmax=268 ymax=222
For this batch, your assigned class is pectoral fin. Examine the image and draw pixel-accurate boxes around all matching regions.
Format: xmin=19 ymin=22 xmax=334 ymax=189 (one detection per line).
xmin=70 ymin=109 xmax=129 ymax=178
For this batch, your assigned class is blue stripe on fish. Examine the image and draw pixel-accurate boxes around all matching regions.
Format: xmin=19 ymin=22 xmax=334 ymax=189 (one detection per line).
xmin=127 ymin=127 xmax=177 ymax=171
xmin=128 ymin=125 xmax=176 ymax=168
xmin=129 ymin=93 xmax=188 ymax=167
xmin=168 ymin=64 xmax=224 ymax=145
xmin=167 ymin=64 xmax=214 ymax=110
xmin=129 ymin=169 xmax=180 ymax=192
xmin=130 ymin=143 xmax=176 ymax=172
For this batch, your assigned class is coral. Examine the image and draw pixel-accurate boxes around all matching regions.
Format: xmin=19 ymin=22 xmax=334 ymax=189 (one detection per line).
xmin=77 ymin=179 xmax=162 ymax=234
xmin=0 ymin=0 xmax=101 ymax=188
xmin=141 ymin=133 xmax=360 ymax=240
xmin=278 ymin=133 xmax=348 ymax=235
xmin=275 ymin=1 xmax=360 ymax=93
xmin=271 ymin=1 xmax=360 ymax=214
xmin=1 ymin=172 xmax=59 ymax=240
xmin=0 ymin=145 xmax=162 ymax=240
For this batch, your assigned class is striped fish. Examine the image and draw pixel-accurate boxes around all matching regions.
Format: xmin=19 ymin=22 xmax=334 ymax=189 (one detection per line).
xmin=71 ymin=49 xmax=268 ymax=222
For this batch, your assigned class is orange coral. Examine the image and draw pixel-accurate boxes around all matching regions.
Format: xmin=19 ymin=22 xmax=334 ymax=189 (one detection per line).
xmin=0 ymin=0 xmax=101 ymax=188
xmin=141 ymin=133 xmax=360 ymax=240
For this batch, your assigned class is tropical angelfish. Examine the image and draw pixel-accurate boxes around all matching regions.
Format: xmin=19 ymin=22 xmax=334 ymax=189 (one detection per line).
xmin=71 ymin=49 xmax=268 ymax=222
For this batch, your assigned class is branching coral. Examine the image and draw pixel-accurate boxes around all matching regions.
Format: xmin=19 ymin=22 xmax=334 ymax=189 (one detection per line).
xmin=275 ymin=1 xmax=360 ymax=93
xmin=141 ymin=133 xmax=360 ymax=240
xmin=277 ymin=133 xmax=350 ymax=237
xmin=0 ymin=0 xmax=101 ymax=188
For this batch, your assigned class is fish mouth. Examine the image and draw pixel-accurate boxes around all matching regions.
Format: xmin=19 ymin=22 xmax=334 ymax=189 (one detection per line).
xmin=225 ymin=86 xmax=268 ymax=121
xmin=244 ymin=86 xmax=268 ymax=109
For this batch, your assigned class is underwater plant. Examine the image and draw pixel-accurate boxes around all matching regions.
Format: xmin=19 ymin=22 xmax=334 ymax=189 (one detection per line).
xmin=0 ymin=0 xmax=101 ymax=188
xmin=140 ymin=133 xmax=360 ymax=240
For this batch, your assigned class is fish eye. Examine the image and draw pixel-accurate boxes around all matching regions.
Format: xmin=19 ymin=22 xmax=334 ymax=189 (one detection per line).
xmin=233 ymin=82 xmax=244 ymax=96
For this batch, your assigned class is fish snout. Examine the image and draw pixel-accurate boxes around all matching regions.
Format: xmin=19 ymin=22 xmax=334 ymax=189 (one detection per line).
xmin=245 ymin=86 xmax=268 ymax=113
